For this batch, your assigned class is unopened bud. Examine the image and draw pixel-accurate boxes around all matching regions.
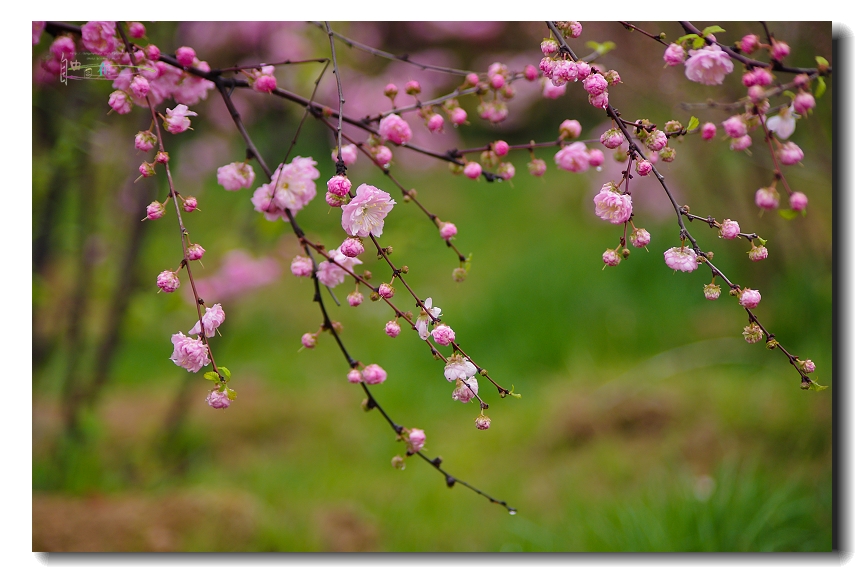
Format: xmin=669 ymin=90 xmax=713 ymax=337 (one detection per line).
xmin=391 ymin=456 xmax=405 ymax=470
xmin=664 ymin=120 xmax=683 ymax=133
xmin=452 ymin=267 xmax=467 ymax=282
xmin=401 ymin=265 xmax=409 ymax=274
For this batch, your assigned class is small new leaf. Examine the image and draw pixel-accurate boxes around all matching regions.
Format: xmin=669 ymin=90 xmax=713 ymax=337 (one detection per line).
xmin=814 ymin=76 xmax=826 ymax=98
xmin=701 ymin=26 xmax=726 ymax=36
xmin=809 ymin=380 xmax=828 ymax=391
xmin=815 ymin=56 xmax=829 ymax=67
xmin=778 ymin=209 xmax=799 ymax=220
xmin=218 ymin=366 xmax=231 ymax=382
xmin=677 ymin=33 xmax=699 ymax=44
xmin=226 ymin=388 xmax=237 ymax=400
xmin=204 ymin=371 xmax=220 ymax=382
xmin=783 ymin=90 xmax=797 ymax=100
xmin=692 ymin=37 xmax=705 ymax=49
xmin=509 ymin=385 xmax=522 ymax=399
xmin=686 ymin=116 xmax=700 ymax=132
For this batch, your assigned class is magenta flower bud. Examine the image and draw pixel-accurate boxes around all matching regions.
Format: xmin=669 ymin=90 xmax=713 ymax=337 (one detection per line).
xmin=347 ymin=291 xmax=364 ymax=307
xmin=740 ymin=34 xmax=760 ymax=54
xmin=630 ymin=228 xmax=651 ymax=248
xmin=439 ymin=222 xmax=458 ymax=240
xmin=139 ymin=161 xmax=155 ymax=178
xmin=332 ymin=144 xmax=359 ymax=166
xmin=175 ymin=46 xmax=196 ymax=66
xmin=739 ymin=288 xmax=761 ymax=309
xmin=129 ymin=75 xmax=150 ymax=99
xmin=362 ymin=363 xmax=387 ymax=384
xmin=371 ymin=145 xmax=392 ymax=167
xmin=127 ymin=22 xmax=146 ymax=38
xmin=600 ymin=128 xmax=625 ymax=150
xmin=404 ymin=80 xmax=421 ymax=95
xmin=528 ymin=158 xmax=547 ymax=177
xmin=718 ymin=219 xmax=740 ymax=239
xmin=145 ymin=201 xmax=165 ymax=220
xmin=475 ymin=415 xmax=491 ymax=431
xmin=559 ymin=119 xmax=582 ymax=139
xmin=594 ymin=183 xmax=632 ymax=225
xmin=799 ymin=359 xmax=816 ymax=373
xmin=794 ymin=74 xmax=811 ymax=88
xmin=448 ymin=107 xmax=467 ymax=125
xmin=183 ymin=197 xmax=198 ymax=212
xmin=489 ymin=73 xmax=506 ymax=90
xmin=186 ymin=243 xmax=205 ymax=261
xmin=748 ymin=245 xmax=768 ymax=261
xmin=701 ymin=123 xmax=717 ymax=140
xmin=789 ymin=191 xmax=808 ymax=211
xmin=378 ymin=283 xmax=395 ymax=299
xmin=291 ymin=255 xmax=314 ymax=278
xmin=645 ymin=130 xmax=667 ymax=151
xmin=452 ymin=377 xmax=479 ymax=404
xmin=252 ymin=74 xmax=277 ymax=93
xmin=664 ymin=246 xmax=699 ymax=272
xmin=755 ymin=187 xmax=780 ymax=210
xmin=464 ymin=162 xmax=482 ymax=180
xmin=743 ymin=324 xmax=763 ymax=344
xmin=326 ymin=175 xmax=352 ymax=197
xmin=722 ymin=115 xmax=748 ymax=138
xmin=206 ymin=390 xmax=232 ymax=409
xmin=793 ymin=92 xmax=816 ymax=115
xmin=157 ymin=270 xmax=180 ymax=292
xmin=572 ymin=61 xmax=591 ymax=81
xmin=636 ymin=159 xmax=653 ymax=177
xmin=135 ymin=130 xmax=156 ymax=152
xmin=583 ymin=73 xmax=608 ymax=96
xmin=144 ymin=44 xmax=161 ymax=61
xmin=340 ymin=237 xmax=364 ymax=258
xmin=540 ymin=39 xmax=559 ymax=56
xmin=748 ymin=85 xmax=766 ymax=103
xmin=81 ymin=21 xmax=117 ymax=56
xmin=347 ymin=368 xmax=363 ymax=384
xmin=109 ymin=90 xmax=132 ymax=115
xmin=325 ymin=192 xmax=345 ymax=207
xmin=664 ymin=43 xmax=686 ymax=66
xmin=602 ymin=248 xmax=621 ymax=267
xmin=704 ymin=283 xmax=721 ymax=300
xmin=426 ymin=113 xmax=445 ymax=133
xmin=49 ymin=36 xmax=76 ymax=61
xmin=301 ymin=332 xmax=317 ymax=349
xmin=155 ymin=151 xmax=170 ymax=164
xmin=730 ymin=135 xmax=752 ymax=151
xmin=524 ymin=64 xmax=539 ymax=81
xmin=406 ymin=428 xmax=425 ymax=453
xmin=465 ymin=73 xmax=479 ymax=87
xmin=497 ymin=162 xmax=515 ymax=181
xmin=431 ymin=324 xmax=456 ymax=346
xmin=771 ymin=41 xmax=790 ymax=61
xmin=778 ymin=142 xmax=804 ymax=165
xmin=491 ymin=140 xmax=509 ymax=157
xmin=384 ymin=320 xmax=401 ymax=338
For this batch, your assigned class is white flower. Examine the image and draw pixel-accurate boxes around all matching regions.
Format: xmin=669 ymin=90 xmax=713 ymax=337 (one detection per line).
xmin=415 ymin=297 xmax=442 ymax=340
xmin=765 ymin=105 xmax=799 ymax=140
xmin=444 ymin=353 xmax=477 ymax=382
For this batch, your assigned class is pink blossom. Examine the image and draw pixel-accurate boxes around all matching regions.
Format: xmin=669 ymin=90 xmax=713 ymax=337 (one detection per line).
xmin=452 ymin=377 xmax=479 ymax=404
xmin=298 ymin=333 xmax=316 ymax=349
xmin=426 ymin=113 xmax=445 ymax=133
xmin=138 ymin=162 xmax=155 ymax=178
xmin=128 ymin=22 xmax=146 ymax=38
xmin=175 ymin=46 xmax=197 ymax=67
xmin=588 ymin=90 xmax=609 ymax=109
xmin=404 ymin=80 xmax=421 ymax=95
xmin=144 ymin=44 xmax=161 ymax=61
xmin=406 ymin=428 xmax=425 ymax=453
xmin=778 ymin=142 xmax=804 ymax=165
xmin=664 ymin=246 xmax=699 ymax=272
xmin=541 ymin=39 xmax=559 ymax=56
xmin=739 ymin=288 xmax=761 ymax=309
xmin=602 ymin=249 xmax=621 ymax=267
xmin=492 ymin=140 xmax=509 ymax=157
xmin=379 ymin=114 xmax=413 ymax=145
xmin=384 ymin=320 xmax=401 ymax=338
xmin=684 ymin=44 xmax=734 ymax=86
xmin=555 ymin=142 xmax=591 ymax=173
xmin=327 ymin=192 xmax=347 ymax=208
xmin=740 ymin=34 xmax=760 ymax=54
xmin=489 ymin=73 xmax=506 ymax=89
xmin=799 ymin=359 xmax=816 ymax=374
xmin=524 ymin=64 xmax=539 ymax=81
xmin=747 ymin=86 xmax=766 ymax=103
xmin=183 ymin=197 xmax=197 ymax=212
xmin=340 ymin=237 xmax=364 ymax=258
xmin=722 ymin=116 xmax=748 ymax=139
xmin=600 ymin=128 xmax=625 ymax=149
xmin=170 ymin=332 xmax=210 ymax=372
xmin=130 ymin=75 xmax=150 ymax=99
xmin=291 ymin=255 xmax=314 ymax=278
xmin=431 ymin=324 xmax=456 ymax=346
xmin=157 ymin=270 xmax=180 ymax=292
xmin=645 ymin=130 xmax=667 ymax=151
xmin=636 ymin=159 xmax=653 ymax=176
xmin=347 ymin=368 xmax=363 ymax=383
xmin=465 ymin=73 xmax=479 ymax=86
xmin=719 ymin=219 xmax=740 ymax=239
xmin=206 ymin=390 xmax=232 ymax=409
xmin=559 ymin=119 xmax=582 ymax=139
xmin=189 ymin=304 xmax=225 ymax=338
xmin=347 ymin=291 xmax=364 ymax=307
xmin=528 ymin=158 xmax=547 ymax=176
xmin=81 ymin=21 xmax=117 ymax=56
xmin=664 ymin=43 xmax=686 ymax=66
xmin=444 ymin=353 xmax=477 ymax=382
xmin=630 ymin=228 xmax=651 ymax=248
xmin=573 ymin=61 xmax=592 ymax=81
xmin=378 ymin=283 xmax=395 ymax=299
xmin=49 ymin=36 xmax=76 ymax=60
xmin=186 ymin=243 xmax=205 ymax=261
xmin=252 ymin=156 xmax=319 ymax=220
xmin=439 ymin=222 xmax=458 ymax=240
xmin=163 ymin=104 xmax=197 ymax=134
xmin=217 ymin=162 xmax=255 ymax=191
xmin=743 ymin=324 xmax=763 ymax=344
xmin=33 ymin=21 xmax=46 ymax=45
xmin=582 ymin=73 xmax=608 ymax=95
xmin=755 ymin=187 xmax=780 ymax=210
xmin=789 ymin=192 xmax=808 ymax=211
xmin=362 ymin=364 xmax=387 ymax=384
xmin=327 ymin=175 xmax=352 ymax=197
xmin=730 ymin=135 xmax=752 ymax=151
xmin=155 ymin=151 xmax=170 ymax=165
xmin=748 ymin=245 xmax=768 ymax=261
xmin=332 ymin=144 xmax=359 ymax=166
xmin=416 ymin=297 xmax=442 ymax=341
xmin=475 ymin=415 xmax=491 ymax=431
xmin=743 ymin=67 xmax=773 ymax=87
xmin=701 ymin=123 xmax=717 ymax=140
xmin=464 ymin=162 xmax=482 ymax=179
xmin=448 ymin=107 xmax=467 ymax=125
xmin=383 ymin=83 xmax=398 ymax=98
xmin=793 ymin=92 xmax=816 ymax=115
xmin=704 ymin=283 xmax=721 ymax=300
xmin=135 ymin=130 xmax=156 ymax=152
xmin=771 ymin=41 xmax=790 ymax=61
xmin=252 ymin=71 xmax=277 ymax=93
xmin=145 ymin=201 xmax=165 ymax=220
xmin=497 ymin=162 xmax=515 ymax=181
xmin=371 ymin=145 xmax=392 ymax=167
xmin=108 ymin=91 xmax=132 ymax=114
xmin=341 ymin=183 xmax=396 ymax=238
xmin=593 ymin=183 xmax=632 ymax=225
xmin=316 ymin=248 xmax=361 ymax=289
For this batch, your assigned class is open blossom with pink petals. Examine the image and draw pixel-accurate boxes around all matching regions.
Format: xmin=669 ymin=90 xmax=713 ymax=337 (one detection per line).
xmin=444 ymin=353 xmax=477 ymax=382
xmin=251 ymin=156 xmax=319 ymax=221
xmin=81 ymin=21 xmax=117 ymax=56
xmin=217 ymin=162 xmax=255 ymax=191
xmin=189 ymin=304 xmax=225 ymax=338
xmin=362 ymin=364 xmax=387 ymax=384
xmin=170 ymin=332 xmax=211 ymax=372
xmin=379 ymin=114 xmax=412 ymax=145
xmin=452 ymin=377 xmax=479 ymax=404
xmin=157 ymin=270 xmax=180 ymax=292
xmin=341 ymin=184 xmax=396 ymax=238
xmin=416 ymin=297 xmax=442 ymax=341
xmin=664 ymin=43 xmax=686 ymax=66
xmin=406 ymin=428 xmax=426 ymax=453
xmin=316 ymin=248 xmax=361 ymax=288
xmin=739 ymin=288 xmax=761 ymax=309
xmin=291 ymin=255 xmax=314 ymax=277
xmin=684 ymin=44 xmax=734 ymax=85
xmin=555 ymin=142 xmax=591 ymax=173
xmin=206 ymin=390 xmax=232 ymax=409
xmin=332 ymin=144 xmax=358 ymax=166
xmin=593 ymin=183 xmax=632 ymax=225
xmin=163 ymin=104 xmax=197 ymax=134
xmin=664 ymin=246 xmax=699 ymax=272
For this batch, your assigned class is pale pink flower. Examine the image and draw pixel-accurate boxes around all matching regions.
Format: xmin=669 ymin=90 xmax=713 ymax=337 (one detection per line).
xmin=347 ymin=368 xmax=363 ymax=383
xmin=743 ymin=67 xmax=773 ymax=87
xmin=316 ymin=248 xmax=361 ymax=288
xmin=559 ymin=119 xmax=582 ymax=139
xmin=371 ymin=145 xmax=392 ymax=167
xmin=379 ymin=114 xmax=413 ymax=145
xmin=252 ymin=156 xmax=319 ymax=221
xmin=555 ymin=142 xmax=591 ymax=173
xmin=406 ymin=428 xmax=425 ymax=453
xmin=155 ymin=151 xmax=170 ymax=165
xmin=541 ymin=77 xmax=567 ymax=99
xmin=465 ymin=73 xmax=479 ymax=86
xmin=290 ymin=255 xmax=314 ymax=277
xmin=739 ymin=288 xmax=761 ymax=309
xmin=600 ymin=128 xmax=625 ymax=149
xmin=740 ymin=34 xmax=760 ymax=54
xmin=340 ymin=237 xmax=364 ymax=258
xmin=164 ymin=104 xmax=197 ymax=134
xmin=448 ymin=107 xmax=467 ymax=125
xmin=206 ymin=390 xmax=231 ymax=409
xmin=541 ymin=39 xmax=559 ymax=56
xmin=444 ymin=353 xmax=477 ymax=382
xmin=301 ymin=333 xmax=317 ymax=349
xmin=778 ymin=142 xmax=804 ymax=165
xmin=145 ymin=201 xmax=165 ymax=220
xmin=427 ymin=113 xmax=444 ymax=133
xmin=583 ymin=73 xmax=608 ymax=95
xmin=799 ymin=359 xmax=816 ymax=374
xmin=189 ymin=304 xmax=225 ymax=338
xmin=464 ymin=162 xmax=482 ymax=180
xmin=730 ymin=135 xmax=752 ymax=151
xmin=630 ymin=228 xmax=651 ymax=248
xmin=157 ymin=270 xmax=180 ymax=292
xmin=722 ymin=115 xmax=748 ymax=139
xmin=684 ymin=44 xmax=734 ymax=85
xmin=384 ymin=320 xmax=401 ymax=338
xmin=771 ymin=41 xmax=790 ymax=61
xmin=664 ymin=247 xmax=699 ymax=272
xmin=439 ymin=222 xmax=458 ymax=240
xmin=252 ymin=73 xmax=277 ymax=93
xmin=636 ymin=159 xmax=653 ymax=176
xmin=743 ymin=324 xmax=763 ymax=343
xmin=588 ymin=90 xmax=609 ymax=109
xmin=719 ymin=219 xmax=740 ymax=239
xmin=170 ymin=332 xmax=211 ymax=372
xmin=602 ymin=249 xmax=621 ymax=267
xmin=664 ymin=43 xmax=686 ymax=66
xmin=139 ymin=162 xmax=155 ymax=178
xmin=341 ymin=183 xmax=396 ymax=238
xmin=135 ymin=131 xmax=156 ymax=152
xmin=452 ymin=377 xmax=479 ymax=404
xmin=593 ymin=183 xmax=632 ymax=225
xmin=431 ymin=324 xmax=456 ymax=346
xmin=332 ymin=144 xmax=359 ymax=166
xmin=362 ymin=364 xmax=387 ymax=384
xmin=645 ymin=130 xmax=667 ymax=151
xmin=416 ymin=297 xmax=442 ymax=341
xmin=186 ymin=243 xmax=205 ymax=261
xmin=144 ymin=44 xmax=161 ymax=61
xmin=789 ymin=192 xmax=808 ymax=211
xmin=217 ymin=162 xmax=255 ymax=191
xmin=378 ymin=283 xmax=395 ymax=299
xmin=475 ymin=415 xmax=491 ymax=430
xmin=748 ymin=245 xmax=768 ymax=261
xmin=755 ymin=187 xmax=780 ymax=210
xmin=347 ymin=291 xmax=364 ymax=307
xmin=81 ymin=21 xmax=117 ymax=56
xmin=528 ymin=158 xmax=547 ymax=176
xmin=701 ymin=123 xmax=717 ymax=140
xmin=793 ymin=92 xmax=816 ymax=115
xmin=130 ymin=75 xmax=150 ymax=99
xmin=704 ymin=283 xmax=721 ymax=300
xmin=327 ymin=175 xmax=352 ymax=197
xmin=108 ymin=91 xmax=132 ymax=114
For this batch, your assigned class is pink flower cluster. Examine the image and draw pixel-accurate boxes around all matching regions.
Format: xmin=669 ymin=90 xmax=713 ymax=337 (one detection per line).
xmin=251 ymin=156 xmax=320 ymax=221
xmin=250 ymin=65 xmax=277 ymax=93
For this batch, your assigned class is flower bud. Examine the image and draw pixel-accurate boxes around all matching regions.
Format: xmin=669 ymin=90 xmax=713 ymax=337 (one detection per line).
xmin=475 ymin=414 xmax=491 ymax=430
xmin=347 ymin=291 xmax=364 ymax=307
xmin=362 ymin=364 xmax=387 ymax=384
xmin=704 ymin=283 xmax=721 ymax=300
xmin=701 ymin=123 xmax=716 ymax=140
xmin=602 ymin=248 xmax=621 ymax=267
xmin=439 ymin=222 xmax=458 ymax=240
xmin=452 ymin=268 xmax=467 ymax=282
xmin=135 ymin=130 xmax=157 ymax=152
xmin=145 ymin=201 xmax=165 ymax=220
xmin=384 ymin=83 xmax=398 ymax=99
xmin=738 ymin=288 xmax=762 ymax=309
xmin=748 ymin=245 xmax=768 ymax=261
xmin=340 ymin=237 xmax=364 ymax=258
xmin=301 ymin=332 xmax=317 ymax=349
xmin=347 ymin=368 xmax=363 ymax=384
xmin=755 ymin=187 xmax=780 ymax=210
xmin=630 ymin=228 xmax=651 ymax=248
xmin=559 ymin=119 xmax=582 ymax=139
xmin=431 ymin=324 xmax=456 ymax=346
xmin=186 ymin=243 xmax=205 ymax=261
xmin=798 ymin=359 xmax=816 ymax=373
xmin=789 ymin=192 xmax=808 ymax=212
xmin=743 ymin=323 xmax=763 ymax=343
xmin=527 ymin=158 xmax=547 ymax=177
xmin=404 ymin=80 xmax=421 ymax=95
xmin=391 ymin=456 xmax=405 ymax=470
xmin=659 ymin=146 xmax=676 ymax=162
xmin=183 ymin=197 xmax=198 ymax=212
xmin=206 ymin=390 xmax=232 ymax=409
xmin=156 ymin=270 xmax=180 ymax=292
xmin=384 ymin=320 xmax=401 ymax=338
xmin=718 ymin=219 xmax=740 ymax=239
xmin=290 ymin=256 xmax=313 ymax=278
xmin=139 ymin=162 xmax=156 ymax=178
xmin=155 ymin=150 xmax=169 ymax=164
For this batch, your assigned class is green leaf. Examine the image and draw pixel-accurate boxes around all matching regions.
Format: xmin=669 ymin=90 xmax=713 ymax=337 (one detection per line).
xmin=601 ymin=41 xmax=617 ymax=54
xmin=585 ymin=41 xmax=601 ymax=51
xmin=204 ymin=371 xmax=220 ymax=382
xmin=815 ymin=56 xmax=829 ymax=67
xmin=677 ymin=33 xmax=699 ymax=44
xmin=692 ymin=37 xmax=705 ymax=49
xmin=814 ymin=76 xmax=826 ymax=98
xmin=778 ymin=209 xmax=799 ymax=220
xmin=809 ymin=381 xmax=829 ymax=391
xmin=509 ymin=385 xmax=522 ymax=399
xmin=686 ymin=116 xmax=700 ymax=132
xmin=782 ymin=90 xmax=797 ymax=100
xmin=701 ymin=26 xmax=726 ymax=36
xmin=218 ymin=366 xmax=232 ymax=382
xmin=226 ymin=388 xmax=238 ymax=400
